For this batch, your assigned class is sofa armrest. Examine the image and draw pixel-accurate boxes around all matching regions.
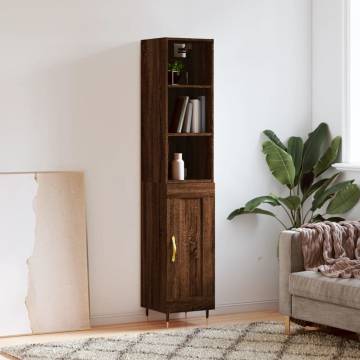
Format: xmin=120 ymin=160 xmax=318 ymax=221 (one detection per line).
xmin=279 ymin=230 xmax=304 ymax=316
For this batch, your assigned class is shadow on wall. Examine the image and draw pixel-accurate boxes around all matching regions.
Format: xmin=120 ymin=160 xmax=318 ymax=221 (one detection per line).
xmin=28 ymin=42 xmax=142 ymax=315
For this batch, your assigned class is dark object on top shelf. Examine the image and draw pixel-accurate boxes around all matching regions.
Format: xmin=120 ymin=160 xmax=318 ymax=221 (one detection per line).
xmin=173 ymin=42 xmax=192 ymax=58
xmin=174 ymin=43 xmax=187 ymax=58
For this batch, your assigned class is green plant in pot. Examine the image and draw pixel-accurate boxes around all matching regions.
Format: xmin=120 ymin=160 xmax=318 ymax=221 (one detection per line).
xmin=228 ymin=123 xmax=360 ymax=229
xmin=168 ymin=60 xmax=185 ymax=85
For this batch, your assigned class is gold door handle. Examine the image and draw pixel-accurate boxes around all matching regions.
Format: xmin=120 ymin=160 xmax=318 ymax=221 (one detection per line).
xmin=171 ymin=235 xmax=177 ymax=263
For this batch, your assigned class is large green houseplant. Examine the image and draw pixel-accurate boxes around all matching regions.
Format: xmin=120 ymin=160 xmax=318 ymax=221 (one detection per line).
xmin=228 ymin=123 xmax=360 ymax=229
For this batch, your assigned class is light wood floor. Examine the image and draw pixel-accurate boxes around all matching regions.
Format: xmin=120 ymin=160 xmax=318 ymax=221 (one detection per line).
xmin=0 ymin=310 xmax=284 ymax=359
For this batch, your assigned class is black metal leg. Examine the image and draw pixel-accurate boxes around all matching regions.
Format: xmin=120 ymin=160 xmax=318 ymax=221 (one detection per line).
xmin=146 ymin=308 xmax=149 ymax=317
xmin=166 ymin=312 xmax=170 ymax=328
xmin=206 ymin=310 xmax=209 ymax=319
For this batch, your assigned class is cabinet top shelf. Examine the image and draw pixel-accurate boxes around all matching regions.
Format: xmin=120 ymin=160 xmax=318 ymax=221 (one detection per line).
xmin=143 ymin=37 xmax=213 ymax=42
xmin=168 ymin=133 xmax=212 ymax=137
xmin=168 ymin=85 xmax=212 ymax=89
xmin=167 ymin=179 xmax=213 ymax=183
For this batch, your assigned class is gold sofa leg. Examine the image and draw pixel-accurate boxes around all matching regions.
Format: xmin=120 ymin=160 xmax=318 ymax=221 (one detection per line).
xmin=285 ymin=316 xmax=291 ymax=335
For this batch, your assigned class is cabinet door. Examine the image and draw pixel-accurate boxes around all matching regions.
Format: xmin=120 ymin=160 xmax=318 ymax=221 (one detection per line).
xmin=166 ymin=196 xmax=214 ymax=308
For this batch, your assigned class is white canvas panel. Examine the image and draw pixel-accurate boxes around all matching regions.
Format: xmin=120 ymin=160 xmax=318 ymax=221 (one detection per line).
xmin=0 ymin=174 xmax=37 ymax=336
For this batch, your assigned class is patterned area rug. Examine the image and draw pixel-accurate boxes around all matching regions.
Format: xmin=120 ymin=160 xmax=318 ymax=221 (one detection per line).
xmin=1 ymin=322 xmax=359 ymax=360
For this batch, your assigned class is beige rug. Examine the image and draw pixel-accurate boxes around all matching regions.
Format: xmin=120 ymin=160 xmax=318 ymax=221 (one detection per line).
xmin=1 ymin=322 xmax=359 ymax=359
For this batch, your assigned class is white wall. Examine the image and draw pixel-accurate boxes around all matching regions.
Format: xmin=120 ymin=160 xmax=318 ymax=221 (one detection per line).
xmin=0 ymin=0 xmax=312 ymax=325
xmin=312 ymin=0 xmax=360 ymax=222
xmin=312 ymin=0 xmax=347 ymax=138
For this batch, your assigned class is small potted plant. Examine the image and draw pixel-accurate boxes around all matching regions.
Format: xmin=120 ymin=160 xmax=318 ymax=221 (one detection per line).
xmin=168 ymin=60 xmax=185 ymax=85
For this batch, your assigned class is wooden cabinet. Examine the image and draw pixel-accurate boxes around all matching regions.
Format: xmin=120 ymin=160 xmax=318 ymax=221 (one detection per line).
xmin=141 ymin=38 xmax=215 ymax=323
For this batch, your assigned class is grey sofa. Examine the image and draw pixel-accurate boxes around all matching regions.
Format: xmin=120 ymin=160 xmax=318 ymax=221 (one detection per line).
xmin=279 ymin=230 xmax=360 ymax=334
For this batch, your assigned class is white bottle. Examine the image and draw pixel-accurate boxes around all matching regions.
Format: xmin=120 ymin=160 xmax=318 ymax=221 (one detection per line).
xmin=172 ymin=153 xmax=185 ymax=180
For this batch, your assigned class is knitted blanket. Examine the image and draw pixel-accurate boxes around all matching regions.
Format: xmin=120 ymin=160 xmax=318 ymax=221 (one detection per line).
xmin=299 ymin=221 xmax=360 ymax=279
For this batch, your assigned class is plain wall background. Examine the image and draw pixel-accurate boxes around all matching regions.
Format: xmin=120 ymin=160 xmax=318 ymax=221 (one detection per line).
xmin=312 ymin=0 xmax=360 ymax=221
xmin=0 ymin=0 xmax=312 ymax=325
xmin=312 ymin=0 xmax=347 ymax=137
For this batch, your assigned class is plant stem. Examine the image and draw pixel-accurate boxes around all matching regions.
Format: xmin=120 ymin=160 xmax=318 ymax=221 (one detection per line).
xmin=288 ymin=188 xmax=296 ymax=225
xmin=303 ymin=208 xmax=312 ymax=222
xmin=274 ymin=216 xmax=288 ymax=229
xmin=280 ymin=204 xmax=295 ymax=225
xmin=305 ymin=210 xmax=313 ymax=223
xmin=309 ymin=211 xmax=314 ymax=222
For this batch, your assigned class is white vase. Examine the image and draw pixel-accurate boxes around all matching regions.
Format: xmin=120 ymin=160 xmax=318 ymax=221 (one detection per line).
xmin=171 ymin=153 xmax=185 ymax=180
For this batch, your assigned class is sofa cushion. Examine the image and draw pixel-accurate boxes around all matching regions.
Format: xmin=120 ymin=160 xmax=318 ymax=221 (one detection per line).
xmin=289 ymin=271 xmax=360 ymax=310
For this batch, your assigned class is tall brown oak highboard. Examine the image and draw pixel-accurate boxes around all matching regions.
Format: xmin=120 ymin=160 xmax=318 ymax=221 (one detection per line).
xmin=141 ymin=37 xmax=215 ymax=325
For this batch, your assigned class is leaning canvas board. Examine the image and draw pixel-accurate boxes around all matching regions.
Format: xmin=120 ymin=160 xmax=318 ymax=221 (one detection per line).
xmin=0 ymin=172 xmax=90 ymax=336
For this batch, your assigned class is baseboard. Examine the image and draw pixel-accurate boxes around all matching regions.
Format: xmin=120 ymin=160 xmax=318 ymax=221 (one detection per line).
xmin=90 ymin=299 xmax=279 ymax=327
xmin=212 ymin=299 xmax=278 ymax=315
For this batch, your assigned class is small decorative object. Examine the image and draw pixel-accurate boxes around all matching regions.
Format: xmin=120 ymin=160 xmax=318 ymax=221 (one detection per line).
xmin=171 ymin=153 xmax=185 ymax=180
xmin=174 ymin=43 xmax=187 ymax=58
xmin=168 ymin=60 xmax=184 ymax=85
xmin=173 ymin=42 xmax=192 ymax=58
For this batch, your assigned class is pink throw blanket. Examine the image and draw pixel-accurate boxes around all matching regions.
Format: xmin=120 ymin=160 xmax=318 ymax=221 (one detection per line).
xmin=299 ymin=221 xmax=360 ymax=279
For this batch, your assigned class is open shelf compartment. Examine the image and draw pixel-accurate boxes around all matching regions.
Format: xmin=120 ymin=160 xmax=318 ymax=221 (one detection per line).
xmin=168 ymin=136 xmax=213 ymax=181
xmin=168 ymin=87 xmax=213 ymax=134
xmin=168 ymin=40 xmax=213 ymax=86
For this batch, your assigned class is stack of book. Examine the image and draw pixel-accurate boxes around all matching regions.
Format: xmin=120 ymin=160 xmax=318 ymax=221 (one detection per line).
xmin=170 ymin=96 xmax=206 ymax=133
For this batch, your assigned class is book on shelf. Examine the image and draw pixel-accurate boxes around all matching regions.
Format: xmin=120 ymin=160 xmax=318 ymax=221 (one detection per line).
xmin=183 ymin=102 xmax=193 ymax=133
xmin=190 ymin=99 xmax=201 ymax=133
xmin=171 ymin=96 xmax=189 ymax=133
xmin=198 ymin=96 xmax=206 ymax=132
xmin=170 ymin=95 xmax=206 ymax=133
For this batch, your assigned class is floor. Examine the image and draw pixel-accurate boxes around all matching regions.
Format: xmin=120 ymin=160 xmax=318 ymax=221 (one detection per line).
xmin=0 ymin=310 xmax=284 ymax=359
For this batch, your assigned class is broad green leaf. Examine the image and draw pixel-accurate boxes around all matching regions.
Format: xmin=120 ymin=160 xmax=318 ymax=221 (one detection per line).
xmin=311 ymin=172 xmax=340 ymax=210
xmin=244 ymin=195 xmax=280 ymax=211
xmin=262 ymin=141 xmax=295 ymax=187
xmin=302 ymin=123 xmax=329 ymax=173
xmin=326 ymin=216 xmax=345 ymax=222
xmin=327 ymin=184 xmax=360 ymax=214
xmin=300 ymin=172 xmax=314 ymax=195
xmin=312 ymin=214 xmax=325 ymax=223
xmin=312 ymin=179 xmax=352 ymax=211
xmin=279 ymin=196 xmax=301 ymax=210
xmin=227 ymin=207 xmax=277 ymax=220
xmin=314 ymin=136 xmax=342 ymax=176
xmin=324 ymin=180 xmax=354 ymax=195
xmin=302 ymin=177 xmax=330 ymax=204
xmin=313 ymin=172 xmax=340 ymax=200
xmin=263 ymin=130 xmax=287 ymax=151
xmin=287 ymin=137 xmax=303 ymax=183
xmin=312 ymin=214 xmax=345 ymax=223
